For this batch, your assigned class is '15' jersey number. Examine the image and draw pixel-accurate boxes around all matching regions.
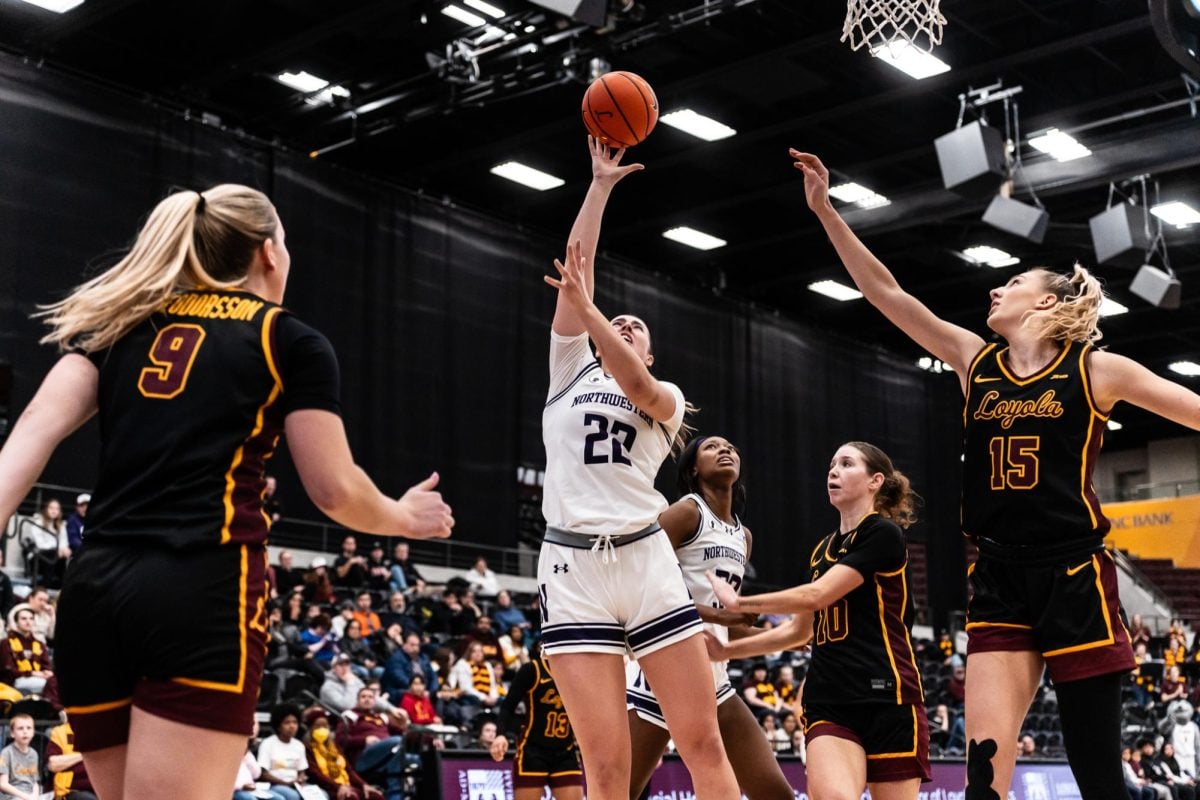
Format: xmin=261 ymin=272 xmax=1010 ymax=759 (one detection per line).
xmin=583 ymin=413 xmax=637 ymax=466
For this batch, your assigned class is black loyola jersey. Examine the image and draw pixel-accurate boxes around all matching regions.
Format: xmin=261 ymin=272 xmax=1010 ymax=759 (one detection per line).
xmin=83 ymin=289 xmax=341 ymax=549
xmin=961 ymin=340 xmax=1109 ymax=546
xmin=803 ymin=514 xmax=923 ymax=706
xmin=497 ymin=654 xmax=577 ymax=752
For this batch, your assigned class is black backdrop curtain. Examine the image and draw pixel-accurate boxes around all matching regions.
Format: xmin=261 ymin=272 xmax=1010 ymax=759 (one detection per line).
xmin=0 ymin=55 xmax=965 ymax=622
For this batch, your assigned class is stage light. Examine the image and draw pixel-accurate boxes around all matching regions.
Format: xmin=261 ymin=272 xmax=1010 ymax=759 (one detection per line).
xmin=828 ymin=182 xmax=890 ymax=209
xmin=1106 ymin=420 xmax=1123 ymax=431
xmin=276 ymin=71 xmax=330 ymax=93
xmin=659 ymin=110 xmax=737 ymax=142
xmin=442 ymin=5 xmax=487 ymax=27
xmin=869 ymin=41 xmax=951 ymax=79
xmin=14 ymin=0 xmax=84 ymax=12
xmin=1028 ymin=129 xmax=1091 ymax=162
xmin=1099 ymin=297 xmax=1129 ymax=317
xmin=463 ymin=0 xmax=506 ymax=19
xmin=1168 ymin=360 xmax=1200 ymax=377
xmin=1150 ymin=201 xmax=1200 ymax=227
xmin=963 ymin=246 xmax=1019 ymax=268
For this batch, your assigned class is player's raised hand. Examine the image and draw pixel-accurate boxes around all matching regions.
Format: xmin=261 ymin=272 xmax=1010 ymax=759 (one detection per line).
xmin=489 ymin=734 xmax=509 ymax=762
xmin=789 ymin=150 xmax=832 ymax=214
xmin=398 ymin=472 xmax=454 ymax=539
xmin=589 ymin=135 xmax=644 ymax=186
xmin=545 ymin=240 xmax=593 ymax=313
xmin=705 ymin=570 xmax=741 ymax=612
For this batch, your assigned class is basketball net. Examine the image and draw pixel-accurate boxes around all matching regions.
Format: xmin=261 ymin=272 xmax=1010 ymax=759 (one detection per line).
xmin=842 ymin=0 xmax=946 ymax=53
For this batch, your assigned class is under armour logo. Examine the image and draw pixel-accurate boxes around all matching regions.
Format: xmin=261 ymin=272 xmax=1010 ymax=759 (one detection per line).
xmin=553 ymin=564 xmax=569 ymax=574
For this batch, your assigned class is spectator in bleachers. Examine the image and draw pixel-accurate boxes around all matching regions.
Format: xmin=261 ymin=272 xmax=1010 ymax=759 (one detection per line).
xmin=1164 ymin=666 xmax=1189 ymax=706
xmin=339 ymin=687 xmax=407 ymax=776
xmin=779 ymin=712 xmax=799 ymax=753
xmin=929 ymin=704 xmax=952 ymax=751
xmin=1018 ymin=734 xmax=1038 ymax=759
xmin=302 ymin=613 xmax=337 ymax=668
xmin=1 ymin=606 xmax=53 ymax=695
xmin=388 ymin=541 xmax=425 ymax=597
xmin=283 ymin=592 xmax=306 ymax=629
xmin=365 ymin=542 xmax=391 ymax=598
xmin=332 ymin=600 xmax=357 ymax=640
xmin=322 ymin=654 xmax=368 ymax=713
xmin=233 ymin=720 xmax=288 ymax=800
xmin=464 ymin=616 xmax=502 ymax=662
xmin=491 ymin=590 xmax=528 ymax=633
xmin=399 ymin=674 xmax=441 ymax=726
xmin=377 ymin=593 xmax=419 ymax=639
xmin=497 ymin=625 xmax=531 ymax=677
xmin=1132 ymin=746 xmax=1171 ymax=800
xmin=271 ymin=551 xmax=303 ymax=599
xmin=759 ymin=712 xmax=788 ymax=753
xmin=303 ymin=558 xmax=334 ymax=605
xmin=461 ymin=556 xmax=500 ymax=597
xmin=946 ymin=662 xmax=966 ymax=710
xmin=352 ymin=591 xmax=383 ymax=637
xmin=381 ymin=632 xmax=438 ymax=700
xmin=258 ymin=705 xmax=310 ymax=800
xmin=1141 ymin=739 xmax=1177 ymax=800
xmin=28 ymin=587 xmax=56 ymax=643
xmin=775 ymin=664 xmax=799 ymax=713
xmin=938 ymin=632 xmax=955 ymax=663
xmin=302 ymin=707 xmax=383 ymax=800
xmin=0 ymin=562 xmax=12 ymax=626
xmin=426 ymin=589 xmax=463 ymax=636
xmin=791 ymin=729 xmax=806 ymax=764
xmin=65 ymin=494 xmax=87 ymax=559
xmin=448 ymin=641 xmax=500 ymax=723
xmin=47 ymin=711 xmax=95 ymax=800
xmin=0 ymin=714 xmax=39 ymax=800
xmin=475 ymin=719 xmax=498 ymax=750
xmin=341 ymin=621 xmax=382 ymax=680
xmin=456 ymin=590 xmax=483 ymax=636
xmin=1133 ymin=642 xmax=1157 ymax=708
xmin=742 ymin=662 xmax=780 ymax=719
xmin=1158 ymin=743 xmax=1198 ymax=800
xmin=1130 ymin=614 xmax=1153 ymax=652
xmin=334 ymin=536 xmax=369 ymax=591
xmin=1127 ymin=747 xmax=1161 ymax=800
xmin=266 ymin=605 xmax=324 ymax=686
xmin=29 ymin=498 xmax=67 ymax=586
xmin=263 ymin=475 xmax=282 ymax=524
xmin=1168 ymin=634 xmax=1188 ymax=671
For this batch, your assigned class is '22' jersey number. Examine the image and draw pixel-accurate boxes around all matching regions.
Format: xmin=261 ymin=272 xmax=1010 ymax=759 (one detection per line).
xmin=583 ymin=413 xmax=637 ymax=465
xmin=711 ymin=568 xmax=743 ymax=609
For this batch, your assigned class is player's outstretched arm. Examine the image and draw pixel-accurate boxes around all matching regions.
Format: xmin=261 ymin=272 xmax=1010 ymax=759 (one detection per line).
xmin=546 ymin=242 xmax=677 ymax=422
xmin=707 ymin=565 xmax=863 ymax=615
xmin=1091 ymin=351 xmax=1200 ymax=431
xmin=0 ymin=354 xmax=98 ymax=521
xmin=552 ymin=136 xmax=644 ymax=337
xmin=790 ymin=150 xmax=983 ymax=380
xmin=706 ymin=612 xmax=814 ymax=662
xmin=285 ymin=409 xmax=453 ymax=538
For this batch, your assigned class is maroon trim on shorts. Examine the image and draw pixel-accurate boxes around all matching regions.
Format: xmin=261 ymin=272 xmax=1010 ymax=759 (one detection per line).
xmin=131 ymin=675 xmax=261 ymax=737
xmin=966 ymin=624 xmax=1036 ymax=654
xmin=866 ymin=709 xmax=932 ymax=784
xmin=1043 ymin=555 xmax=1134 ymax=683
xmin=513 ymin=771 xmax=584 ymax=789
xmin=69 ymin=700 xmax=133 ymax=753
xmin=804 ymin=720 xmax=862 ymax=747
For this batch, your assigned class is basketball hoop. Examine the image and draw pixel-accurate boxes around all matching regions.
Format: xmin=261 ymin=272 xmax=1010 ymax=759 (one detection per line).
xmin=842 ymin=0 xmax=946 ymax=53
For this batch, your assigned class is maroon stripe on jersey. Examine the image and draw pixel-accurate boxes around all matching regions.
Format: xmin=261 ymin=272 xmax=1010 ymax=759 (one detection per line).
xmin=226 ymin=403 xmax=286 ymax=544
xmin=1081 ymin=411 xmax=1109 ymax=534
xmin=876 ymin=566 xmax=924 ymax=705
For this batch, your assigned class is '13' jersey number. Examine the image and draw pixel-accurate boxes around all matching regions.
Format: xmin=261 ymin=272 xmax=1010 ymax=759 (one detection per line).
xmin=583 ymin=413 xmax=637 ymax=465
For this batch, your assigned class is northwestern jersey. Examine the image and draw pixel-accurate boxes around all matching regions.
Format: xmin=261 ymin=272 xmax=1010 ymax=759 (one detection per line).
xmin=962 ymin=341 xmax=1109 ymax=546
xmin=675 ymin=492 xmax=746 ymax=648
xmin=84 ymin=289 xmax=341 ymax=549
xmin=803 ymin=514 xmax=923 ymax=706
xmin=497 ymin=654 xmax=578 ymax=752
xmin=541 ymin=332 xmax=685 ymax=536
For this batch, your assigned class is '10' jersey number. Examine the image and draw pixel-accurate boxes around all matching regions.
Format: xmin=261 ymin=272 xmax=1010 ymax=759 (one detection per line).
xmin=583 ymin=413 xmax=637 ymax=465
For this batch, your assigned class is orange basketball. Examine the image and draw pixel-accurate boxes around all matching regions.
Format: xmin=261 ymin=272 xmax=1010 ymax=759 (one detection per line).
xmin=581 ymin=71 xmax=658 ymax=148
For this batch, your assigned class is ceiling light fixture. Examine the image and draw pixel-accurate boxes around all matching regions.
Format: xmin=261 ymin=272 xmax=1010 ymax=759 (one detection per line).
xmin=14 ymin=0 xmax=84 ymax=11
xmin=463 ymin=0 xmax=506 ymax=18
xmin=963 ymin=245 xmax=1020 ymax=268
xmin=808 ymin=280 xmax=863 ymax=302
xmin=1028 ymin=128 xmax=1091 ymax=162
xmin=828 ymin=182 xmax=890 ymax=209
xmin=1150 ymin=201 xmax=1200 ymax=228
xmin=1099 ymin=297 xmax=1129 ymax=317
xmin=1106 ymin=420 xmax=1123 ymax=431
xmin=659 ymin=110 xmax=737 ymax=142
xmin=442 ymin=4 xmax=487 ymax=27
xmin=662 ymin=226 xmax=727 ymax=250
xmin=276 ymin=71 xmax=330 ymax=93
xmin=489 ymin=162 xmax=565 ymax=191
xmin=1168 ymin=360 xmax=1200 ymax=377
xmin=869 ymin=40 xmax=951 ymax=79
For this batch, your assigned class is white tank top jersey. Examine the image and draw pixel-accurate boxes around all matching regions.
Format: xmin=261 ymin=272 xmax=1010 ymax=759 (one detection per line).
xmin=542 ymin=331 xmax=686 ymax=537
xmin=675 ymin=492 xmax=747 ymax=646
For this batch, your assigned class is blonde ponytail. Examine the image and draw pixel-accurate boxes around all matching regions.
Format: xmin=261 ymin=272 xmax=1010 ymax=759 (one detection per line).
xmin=1023 ymin=264 xmax=1104 ymax=345
xmin=37 ymin=184 xmax=277 ymax=353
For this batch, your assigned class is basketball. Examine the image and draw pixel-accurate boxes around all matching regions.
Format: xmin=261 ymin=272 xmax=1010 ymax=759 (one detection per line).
xmin=581 ymin=71 xmax=658 ymax=149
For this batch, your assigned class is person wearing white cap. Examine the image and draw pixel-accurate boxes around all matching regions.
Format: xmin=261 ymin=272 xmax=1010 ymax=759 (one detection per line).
xmin=65 ymin=494 xmax=89 ymax=559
